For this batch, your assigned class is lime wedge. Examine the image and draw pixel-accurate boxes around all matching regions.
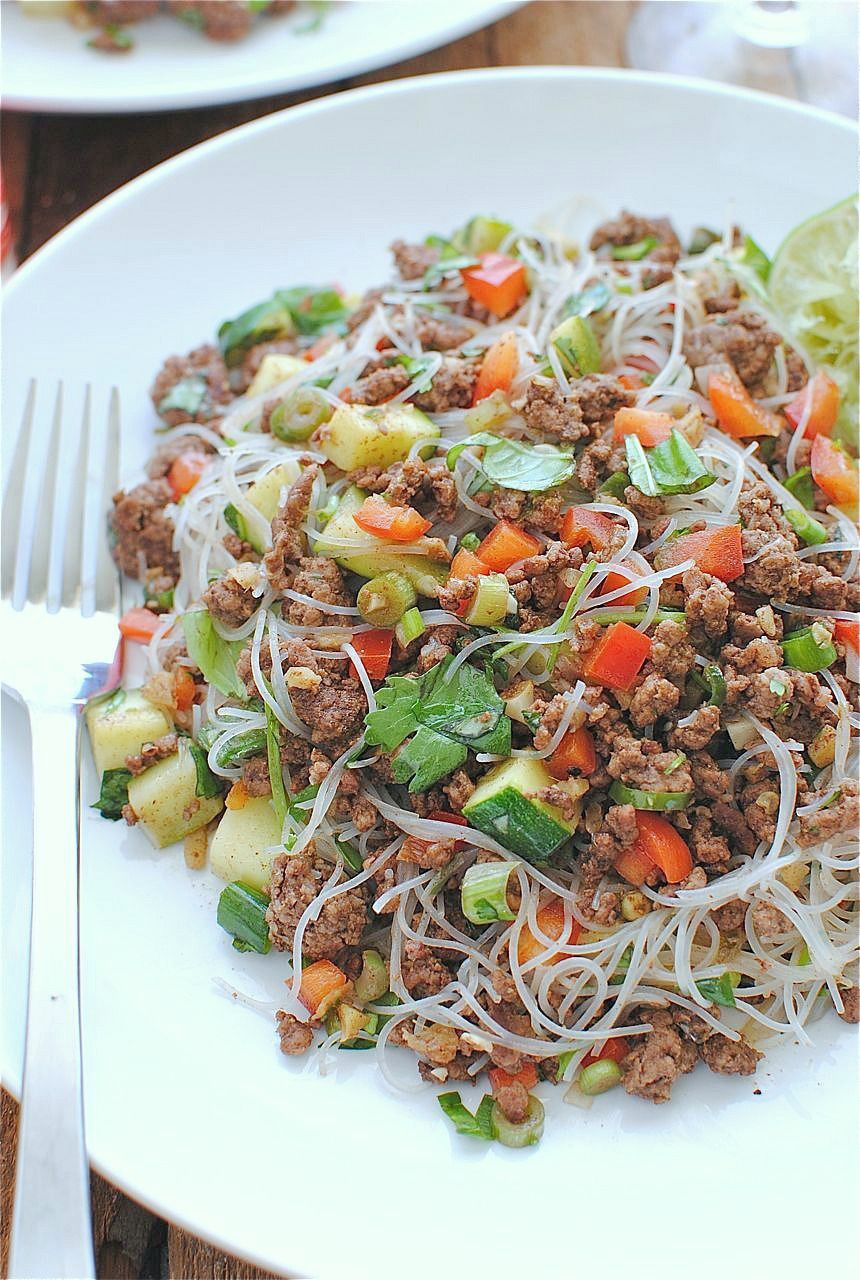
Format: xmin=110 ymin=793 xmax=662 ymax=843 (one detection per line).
xmin=769 ymin=195 xmax=859 ymax=446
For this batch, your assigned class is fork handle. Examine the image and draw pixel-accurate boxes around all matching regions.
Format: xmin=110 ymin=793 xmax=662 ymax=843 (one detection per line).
xmin=9 ymin=705 xmax=95 ymax=1280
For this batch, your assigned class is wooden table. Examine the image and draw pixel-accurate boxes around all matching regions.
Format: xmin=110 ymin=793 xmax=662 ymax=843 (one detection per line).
xmin=0 ymin=1 xmax=810 ymax=1275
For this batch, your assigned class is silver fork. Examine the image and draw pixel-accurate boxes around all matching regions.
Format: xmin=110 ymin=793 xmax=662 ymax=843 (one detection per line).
xmin=2 ymin=382 xmax=122 ymax=1280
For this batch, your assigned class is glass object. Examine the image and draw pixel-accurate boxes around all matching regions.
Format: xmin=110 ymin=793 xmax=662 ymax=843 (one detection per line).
xmin=626 ymin=1 xmax=858 ymax=118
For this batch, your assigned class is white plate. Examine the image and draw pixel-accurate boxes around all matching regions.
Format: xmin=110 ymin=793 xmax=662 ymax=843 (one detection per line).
xmin=2 ymin=69 xmax=857 ymax=1280
xmin=0 ymin=0 xmax=518 ymax=113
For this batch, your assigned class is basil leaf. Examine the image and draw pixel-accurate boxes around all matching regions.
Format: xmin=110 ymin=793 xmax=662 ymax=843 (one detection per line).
xmin=392 ymin=354 xmax=436 ymax=394
xmin=188 ymin=742 xmax=223 ymax=799
xmin=423 ymin=253 xmax=480 ymax=289
xmin=218 ymin=286 xmax=347 ymax=365
xmin=265 ymin=700 xmax=288 ymax=826
xmin=276 ymin=286 xmax=348 ymax=337
xmin=448 ymin=433 xmax=576 ymax=492
xmin=181 ymin=611 xmax=247 ymax=700
xmin=783 ymin=466 xmax=815 ymax=509
xmin=437 ymin=1091 xmax=496 ymax=1140
xmin=92 ymin=768 xmax=132 ymax=821
xmin=625 ymin=429 xmax=716 ymax=497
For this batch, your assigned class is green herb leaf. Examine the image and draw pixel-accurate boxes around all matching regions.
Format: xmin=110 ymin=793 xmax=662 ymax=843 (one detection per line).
xmin=188 ymin=742 xmax=223 ymax=799
xmin=599 ymin=470 xmax=630 ymax=499
xmin=224 ymin=503 xmax=248 ymax=542
xmin=218 ymin=285 xmax=347 ymax=365
xmin=157 ymin=373 xmax=207 ymax=419
xmin=563 ymin=281 xmax=612 ymax=318
xmin=265 ymin=700 xmax=288 ymax=826
xmin=437 ymin=1091 xmax=497 ymax=1140
xmin=91 ymin=768 xmax=132 ymax=821
xmin=696 ymin=972 xmax=740 ymax=1008
xmin=625 ymin=429 xmax=716 ymax=497
xmin=392 ymin=725 xmax=468 ymax=792
xmin=392 ymin=354 xmax=436 ymax=394
xmin=181 ymin=611 xmax=247 ymax=699
xmin=447 ymin=433 xmax=576 ymax=492
xmin=783 ymin=466 xmax=815 ymax=509
xmin=611 ymin=236 xmax=657 ymax=261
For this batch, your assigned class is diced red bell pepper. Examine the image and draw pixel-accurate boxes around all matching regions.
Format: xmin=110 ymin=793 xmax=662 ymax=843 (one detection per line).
xmin=582 ymin=1036 xmax=631 ymax=1069
xmin=348 ymin=628 xmax=394 ymax=682
xmin=632 ymin=812 xmax=692 ymax=884
xmin=560 ymin=506 xmax=613 ymax=551
xmin=600 ymin=568 xmax=647 ymax=607
xmin=167 ymin=451 xmax=209 ymax=500
xmin=118 ymin=607 xmax=161 ymax=644
xmin=400 ymin=811 xmax=470 ymax=863
xmin=613 ymin=408 xmax=675 ymax=446
xmin=582 ymin=621 xmax=651 ymax=691
xmin=477 ymin=520 xmax=541 ymax=571
xmin=785 ymin=369 xmax=840 ymax=439
xmin=299 ymin=960 xmax=350 ymax=1018
xmin=461 ymin=253 xmax=528 ymax=319
xmin=473 ymin=331 xmax=519 ymax=403
xmin=708 ymin=365 xmax=781 ymax=438
xmin=450 ymin=548 xmax=492 ymax=579
xmin=810 ymin=435 xmax=859 ymax=513
xmin=834 ymin=618 xmax=860 ymax=651
xmin=353 ymin=496 xmax=431 ymax=542
xmin=518 ymin=896 xmax=581 ymax=965
xmin=614 ymin=843 xmax=656 ymax=887
xmin=547 ymin=726 xmax=597 ymax=779
xmin=658 ymin=523 xmax=744 ymax=583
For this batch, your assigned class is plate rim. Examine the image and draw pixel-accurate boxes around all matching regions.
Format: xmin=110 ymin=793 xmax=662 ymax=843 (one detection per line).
xmin=3 ymin=65 xmax=857 ymax=1274
xmin=0 ymin=1 xmax=523 ymax=114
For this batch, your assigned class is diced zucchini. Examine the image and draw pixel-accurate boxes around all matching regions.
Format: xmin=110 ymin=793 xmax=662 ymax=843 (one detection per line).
xmin=246 ymin=353 xmax=306 ymax=399
xmin=85 ymin=689 xmax=172 ymax=776
xmin=209 ymin=794 xmax=283 ymax=892
xmin=126 ymin=739 xmax=223 ymax=849
xmin=315 ymin=485 xmax=448 ymax=596
xmin=463 ymin=758 xmax=587 ymax=863
xmin=316 ymin=402 xmax=438 ymax=472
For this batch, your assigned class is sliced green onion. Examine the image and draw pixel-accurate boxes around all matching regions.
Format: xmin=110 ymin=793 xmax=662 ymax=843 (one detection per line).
xmin=599 ymin=470 xmax=630 ymax=499
xmin=609 ymin=780 xmax=694 ymax=811
xmin=461 ymin=861 xmax=519 ymax=924
xmin=270 ymin=386 xmax=333 ymax=442
xmin=463 ymin=573 xmax=512 ymax=626
xmin=217 ymin=882 xmax=271 ymax=954
xmin=782 ymin=466 xmax=815 ymax=509
xmin=785 ymin=507 xmax=829 ymax=546
xmin=395 ymin=606 xmax=426 ymax=648
xmin=586 ymin=606 xmax=686 ymax=626
xmin=781 ymin=623 xmax=838 ymax=673
xmin=696 ymin=971 xmax=741 ymax=1007
xmin=691 ymin=663 xmax=727 ymax=706
xmin=437 ymin=1091 xmax=496 ymax=1140
xmin=460 ymin=532 xmax=481 ymax=552
xmin=578 ymin=1059 xmax=621 ymax=1096
xmin=265 ymin=700 xmax=288 ymax=825
xmin=354 ymin=949 xmax=389 ymax=1002
xmin=491 ymin=1096 xmax=545 ymax=1148
xmin=357 ymin=571 xmax=417 ymax=626
xmin=611 ymin=236 xmax=657 ymax=261
xmin=224 ymin=502 xmax=248 ymax=542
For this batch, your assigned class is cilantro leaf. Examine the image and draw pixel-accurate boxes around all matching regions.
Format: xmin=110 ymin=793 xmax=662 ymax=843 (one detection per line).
xmin=447 ymin=434 xmax=576 ymax=492
xmin=625 ymin=429 xmax=716 ymax=497
xmin=92 ymin=768 xmax=132 ymax=821
xmin=391 ymin=726 xmax=468 ymax=792
xmin=437 ymin=1091 xmax=496 ymax=1140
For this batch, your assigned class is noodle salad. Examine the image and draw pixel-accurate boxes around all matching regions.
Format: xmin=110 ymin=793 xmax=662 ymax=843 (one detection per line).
xmin=87 ymin=201 xmax=860 ymax=1148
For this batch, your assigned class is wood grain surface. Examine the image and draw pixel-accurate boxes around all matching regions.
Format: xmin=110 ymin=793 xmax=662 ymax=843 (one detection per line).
xmin=0 ymin=2 xmax=804 ymax=1276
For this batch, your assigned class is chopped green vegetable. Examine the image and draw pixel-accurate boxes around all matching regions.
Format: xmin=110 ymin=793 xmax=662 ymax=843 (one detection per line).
xmin=336 ymin=839 xmax=362 ymax=872
xmin=395 ymin=606 xmax=426 ymax=649
xmin=365 ymin=656 xmax=511 ymax=792
xmin=612 ymin=236 xmax=657 ymax=261
xmin=265 ymin=702 xmax=288 ymax=826
xmin=563 ymin=281 xmax=612 ymax=318
xmin=223 ymin=503 xmax=248 ymax=542
xmin=692 ymin=663 xmax=727 ymax=706
xmin=354 ymin=950 xmax=389 ymax=1003
xmin=578 ymin=1059 xmax=621 ymax=1096
xmin=157 ymin=373 xmax=207 ymax=419
xmin=625 ymin=430 xmax=716 ymax=497
xmin=599 ymin=470 xmax=630 ymax=500
xmin=270 ymin=386 xmax=333 ymax=442
xmin=188 ymin=742 xmax=223 ymax=799
xmin=491 ymin=1095 xmax=545 ymax=1148
xmin=437 ymin=1091 xmax=497 ymax=1140
xmin=740 ymin=234 xmax=771 ymax=282
xmin=218 ymin=286 xmax=347 ymax=366
xmin=696 ymin=971 xmax=741 ymax=1007
xmin=608 ymin=780 xmax=694 ymax=811
xmin=664 ymin=752 xmax=687 ymax=776
xmin=550 ymin=315 xmax=602 ymax=377
xmin=546 ymin=559 xmax=597 ymax=674
xmin=785 ymin=507 xmax=829 ymax=546
xmin=181 ymin=611 xmax=246 ymax=699
xmin=390 ymin=354 xmax=437 ymax=395
xmin=460 ymin=532 xmax=481 ymax=552
xmin=422 ymin=236 xmax=480 ymax=289
xmin=357 ymin=572 xmax=417 ymax=627
xmin=586 ymin=606 xmax=686 ymax=626
xmin=688 ymin=226 xmax=720 ymax=255
xmin=460 ymin=860 xmax=519 ymax=924
xmin=781 ymin=623 xmax=838 ymax=673
xmin=453 ymin=215 xmax=513 ymax=256
xmin=462 ymin=573 xmax=512 ymax=627
xmin=447 ymin=432 xmax=577 ymax=492
xmin=782 ymin=466 xmax=815 ymax=508
xmin=91 ymin=768 xmax=132 ymax=821
xmin=217 ymin=882 xmax=271 ymax=955
xmin=202 ymin=725 xmax=267 ymax=768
